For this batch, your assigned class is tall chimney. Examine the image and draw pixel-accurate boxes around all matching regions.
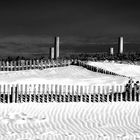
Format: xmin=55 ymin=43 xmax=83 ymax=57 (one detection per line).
xmin=118 ymin=36 xmax=123 ymax=54
xmin=110 ymin=47 xmax=114 ymax=55
xmin=50 ymin=47 xmax=54 ymax=59
xmin=54 ymin=36 xmax=60 ymax=59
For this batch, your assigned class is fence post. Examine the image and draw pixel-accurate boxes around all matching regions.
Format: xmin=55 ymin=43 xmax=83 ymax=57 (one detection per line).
xmin=72 ymin=85 xmax=74 ymax=102
xmin=116 ymin=85 xmax=119 ymax=102
xmin=7 ymin=84 xmax=10 ymax=103
xmin=80 ymin=85 xmax=83 ymax=102
xmin=112 ymin=85 xmax=114 ymax=102
xmin=120 ymin=85 xmax=123 ymax=102
xmin=98 ymin=86 xmax=101 ymax=102
xmin=37 ymin=60 xmax=39 ymax=69
xmin=25 ymin=84 xmax=28 ymax=103
xmin=33 ymin=60 xmax=36 ymax=69
xmin=102 ymin=86 xmax=105 ymax=102
xmin=38 ymin=84 xmax=41 ymax=103
xmin=29 ymin=60 xmax=32 ymax=70
xmin=26 ymin=60 xmax=28 ymax=70
xmin=20 ymin=84 xmax=23 ymax=103
xmin=106 ymin=86 xmax=109 ymax=102
xmin=29 ymin=84 xmax=32 ymax=102
xmin=134 ymin=85 xmax=136 ymax=102
xmin=11 ymin=84 xmax=15 ymax=103
xmin=42 ymin=84 xmax=45 ymax=103
xmin=33 ymin=84 xmax=37 ymax=102
xmin=3 ymin=84 xmax=6 ymax=103
xmin=40 ymin=60 xmax=43 ymax=70
xmin=46 ymin=84 xmax=49 ymax=102
xmin=6 ymin=61 xmax=9 ymax=71
xmin=3 ymin=61 xmax=5 ymax=71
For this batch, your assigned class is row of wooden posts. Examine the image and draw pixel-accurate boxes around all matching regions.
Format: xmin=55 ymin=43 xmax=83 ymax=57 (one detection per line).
xmin=0 ymin=83 xmax=139 ymax=103
xmin=76 ymin=60 xmax=128 ymax=78
xmin=0 ymin=59 xmax=72 ymax=71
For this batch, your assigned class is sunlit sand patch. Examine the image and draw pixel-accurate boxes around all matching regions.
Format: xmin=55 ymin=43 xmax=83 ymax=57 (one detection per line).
xmin=0 ymin=102 xmax=140 ymax=140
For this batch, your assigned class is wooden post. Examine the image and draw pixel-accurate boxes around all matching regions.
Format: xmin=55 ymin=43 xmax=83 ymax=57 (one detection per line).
xmin=44 ymin=60 xmax=47 ymax=69
xmin=37 ymin=60 xmax=39 ymax=69
xmin=112 ymin=85 xmax=114 ymax=102
xmin=29 ymin=84 xmax=32 ymax=102
xmin=67 ymin=85 xmax=70 ymax=102
xmin=134 ymin=85 xmax=136 ymax=102
xmin=33 ymin=60 xmax=36 ymax=69
xmin=29 ymin=60 xmax=32 ymax=70
xmin=16 ymin=84 xmax=19 ymax=103
xmin=116 ymin=85 xmax=119 ymax=102
xmin=107 ymin=86 xmax=109 ymax=102
xmin=26 ymin=60 xmax=28 ymax=70
xmin=40 ymin=60 xmax=43 ymax=70
xmin=42 ymin=84 xmax=45 ymax=103
xmin=102 ymin=86 xmax=105 ymax=102
xmin=33 ymin=84 xmax=37 ymax=102
xmin=12 ymin=84 xmax=15 ymax=103
xmin=72 ymin=85 xmax=74 ymax=102
xmin=3 ymin=84 xmax=5 ymax=103
xmin=20 ymin=84 xmax=23 ymax=103
xmin=18 ymin=60 xmax=20 ymax=71
xmin=120 ymin=85 xmax=123 ymax=102
xmin=3 ymin=61 xmax=5 ymax=71
xmin=46 ymin=84 xmax=49 ymax=102
xmin=38 ymin=84 xmax=41 ymax=103
xmin=25 ymin=84 xmax=28 ymax=103
xmin=6 ymin=61 xmax=9 ymax=71
xmin=7 ymin=84 xmax=10 ymax=103
xmin=80 ymin=85 xmax=83 ymax=102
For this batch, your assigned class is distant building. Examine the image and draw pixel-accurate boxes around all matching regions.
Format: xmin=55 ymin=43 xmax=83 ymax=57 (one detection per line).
xmin=50 ymin=47 xmax=54 ymax=59
xmin=110 ymin=47 xmax=114 ymax=55
xmin=118 ymin=36 xmax=123 ymax=54
xmin=54 ymin=36 xmax=60 ymax=59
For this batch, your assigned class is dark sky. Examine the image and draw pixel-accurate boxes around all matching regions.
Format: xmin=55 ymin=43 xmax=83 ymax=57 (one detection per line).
xmin=0 ymin=0 xmax=140 ymax=43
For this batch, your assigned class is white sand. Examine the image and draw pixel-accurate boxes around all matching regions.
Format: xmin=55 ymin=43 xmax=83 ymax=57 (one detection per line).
xmin=0 ymin=102 xmax=140 ymax=140
xmin=87 ymin=61 xmax=140 ymax=79
xmin=0 ymin=65 xmax=129 ymax=85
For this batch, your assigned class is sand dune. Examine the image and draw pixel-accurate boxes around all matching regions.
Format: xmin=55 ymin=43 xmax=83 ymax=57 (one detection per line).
xmin=0 ymin=65 xmax=129 ymax=85
xmin=87 ymin=61 xmax=140 ymax=78
xmin=0 ymin=102 xmax=140 ymax=140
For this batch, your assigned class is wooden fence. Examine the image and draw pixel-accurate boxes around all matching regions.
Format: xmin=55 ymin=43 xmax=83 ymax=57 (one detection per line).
xmin=76 ymin=60 xmax=128 ymax=78
xmin=0 ymin=83 xmax=138 ymax=103
xmin=0 ymin=59 xmax=72 ymax=71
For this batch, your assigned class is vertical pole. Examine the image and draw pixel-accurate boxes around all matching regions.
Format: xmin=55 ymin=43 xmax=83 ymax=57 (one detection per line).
xmin=98 ymin=86 xmax=100 ymax=102
xmin=107 ymin=86 xmax=109 ymax=102
xmin=102 ymin=86 xmax=105 ymax=102
xmin=42 ymin=84 xmax=45 ymax=103
xmin=112 ymin=85 xmax=114 ymax=102
xmin=12 ymin=84 xmax=15 ymax=103
xmin=120 ymin=85 xmax=123 ymax=102
xmin=38 ymin=84 xmax=41 ymax=103
xmin=25 ymin=84 xmax=27 ymax=103
xmin=116 ymin=85 xmax=119 ymax=102
xmin=29 ymin=84 xmax=32 ymax=102
xmin=20 ymin=84 xmax=23 ymax=103
xmin=33 ymin=84 xmax=37 ymax=102
xmin=7 ymin=84 xmax=10 ymax=103
xmin=3 ymin=84 xmax=5 ymax=103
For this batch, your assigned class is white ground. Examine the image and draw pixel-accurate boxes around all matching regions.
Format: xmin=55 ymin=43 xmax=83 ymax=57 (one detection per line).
xmin=0 ymin=102 xmax=140 ymax=140
xmin=0 ymin=62 xmax=139 ymax=140
xmin=0 ymin=65 xmax=129 ymax=86
xmin=87 ymin=61 xmax=140 ymax=81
